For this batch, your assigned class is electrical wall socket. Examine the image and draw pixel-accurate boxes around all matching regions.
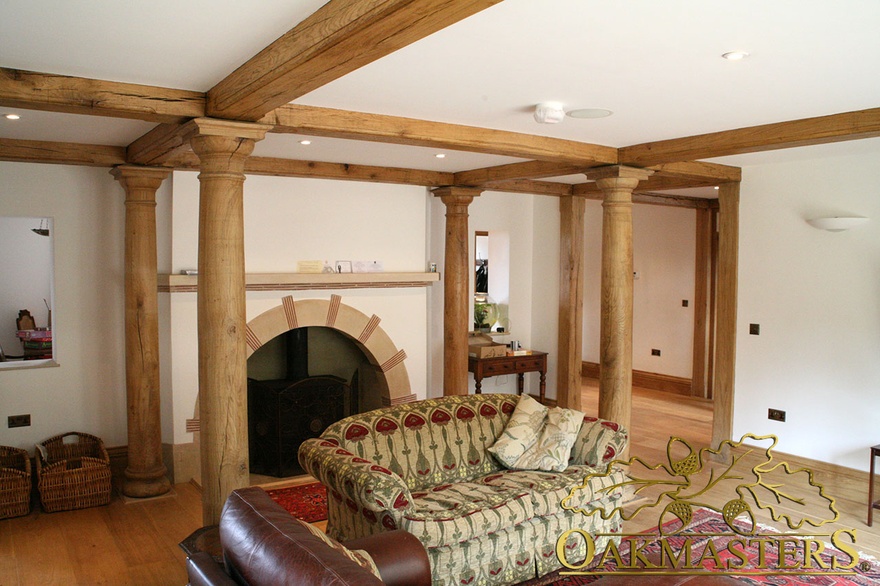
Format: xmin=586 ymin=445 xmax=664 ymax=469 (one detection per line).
xmin=651 ymin=349 xmax=661 ymax=356
xmin=8 ymin=414 xmax=31 ymax=428
xmin=768 ymin=408 xmax=786 ymax=422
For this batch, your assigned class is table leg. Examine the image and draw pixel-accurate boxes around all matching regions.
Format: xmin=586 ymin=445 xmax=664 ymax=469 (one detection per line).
xmin=517 ymin=373 xmax=524 ymax=395
xmin=474 ymin=376 xmax=482 ymax=394
xmin=539 ymin=371 xmax=546 ymax=404
xmin=870 ymin=449 xmax=877 ymax=527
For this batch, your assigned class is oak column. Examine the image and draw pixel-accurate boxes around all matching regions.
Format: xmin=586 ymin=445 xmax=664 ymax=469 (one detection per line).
xmin=711 ymin=182 xmax=740 ymax=450
xmin=433 ymin=187 xmax=481 ymax=395
xmin=586 ymin=166 xmax=653 ymax=453
xmin=556 ymin=195 xmax=586 ymax=411
xmin=111 ymin=165 xmax=172 ymax=498
xmin=186 ymin=118 xmax=270 ymax=524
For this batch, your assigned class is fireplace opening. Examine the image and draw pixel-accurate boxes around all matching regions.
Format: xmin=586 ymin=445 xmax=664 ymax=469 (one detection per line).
xmin=246 ymin=326 xmax=372 ymax=477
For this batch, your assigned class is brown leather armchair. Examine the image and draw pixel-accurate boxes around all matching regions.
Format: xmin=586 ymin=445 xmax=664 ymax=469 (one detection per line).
xmin=183 ymin=486 xmax=431 ymax=586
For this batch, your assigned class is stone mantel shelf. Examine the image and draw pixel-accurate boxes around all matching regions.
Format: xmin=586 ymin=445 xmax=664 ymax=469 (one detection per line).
xmin=158 ymin=272 xmax=440 ymax=293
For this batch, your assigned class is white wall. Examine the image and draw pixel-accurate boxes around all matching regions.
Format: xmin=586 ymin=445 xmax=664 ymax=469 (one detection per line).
xmin=732 ymin=146 xmax=880 ymax=471
xmin=166 ymin=172 xmax=431 ymax=444
xmin=0 ymin=162 xmax=157 ymax=452
xmin=582 ymin=201 xmax=696 ymax=378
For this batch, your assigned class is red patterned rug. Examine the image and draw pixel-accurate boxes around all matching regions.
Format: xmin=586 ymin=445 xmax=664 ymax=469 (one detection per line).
xmin=519 ymin=508 xmax=880 ymax=585
xmin=264 ymin=482 xmax=328 ymax=523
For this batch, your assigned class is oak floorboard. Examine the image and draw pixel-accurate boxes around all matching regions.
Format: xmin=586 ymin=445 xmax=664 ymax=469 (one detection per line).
xmin=60 ymin=506 xmax=132 ymax=586
xmin=0 ymin=518 xmax=21 ymax=586
xmin=7 ymin=511 xmax=78 ymax=586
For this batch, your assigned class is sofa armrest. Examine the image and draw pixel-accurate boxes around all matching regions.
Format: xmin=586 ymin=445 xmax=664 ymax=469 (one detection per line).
xmin=186 ymin=552 xmax=236 ymax=586
xmin=345 ymin=530 xmax=432 ymax=586
xmin=569 ymin=417 xmax=629 ymax=467
xmin=299 ymin=438 xmax=414 ymax=517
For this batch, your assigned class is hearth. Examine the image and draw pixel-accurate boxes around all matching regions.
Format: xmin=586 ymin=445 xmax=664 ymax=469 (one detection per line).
xmin=247 ymin=328 xmax=358 ymax=477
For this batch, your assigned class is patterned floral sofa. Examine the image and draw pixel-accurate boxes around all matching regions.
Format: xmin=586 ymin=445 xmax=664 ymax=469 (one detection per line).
xmin=298 ymin=394 xmax=629 ymax=586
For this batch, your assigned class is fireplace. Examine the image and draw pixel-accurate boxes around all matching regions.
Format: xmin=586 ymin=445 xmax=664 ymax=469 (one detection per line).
xmin=247 ymin=327 xmax=362 ymax=477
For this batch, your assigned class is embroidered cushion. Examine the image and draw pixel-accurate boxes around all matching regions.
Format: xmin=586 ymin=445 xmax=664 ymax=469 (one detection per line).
xmin=487 ymin=394 xmax=548 ymax=467
xmin=489 ymin=394 xmax=584 ymax=472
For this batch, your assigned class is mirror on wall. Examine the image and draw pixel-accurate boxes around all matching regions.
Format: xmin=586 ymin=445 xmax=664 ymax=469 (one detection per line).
xmin=475 ymin=231 xmax=489 ymax=297
xmin=0 ymin=216 xmax=55 ymax=368
xmin=473 ymin=230 xmax=510 ymax=334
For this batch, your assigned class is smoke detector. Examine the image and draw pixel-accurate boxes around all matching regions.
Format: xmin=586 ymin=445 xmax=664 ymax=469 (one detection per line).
xmin=534 ymin=102 xmax=565 ymax=124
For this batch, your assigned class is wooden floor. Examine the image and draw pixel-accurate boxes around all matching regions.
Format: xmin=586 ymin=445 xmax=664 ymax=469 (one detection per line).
xmin=1 ymin=381 xmax=878 ymax=585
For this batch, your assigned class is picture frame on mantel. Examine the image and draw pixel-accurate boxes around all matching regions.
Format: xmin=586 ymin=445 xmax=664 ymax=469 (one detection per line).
xmin=336 ymin=260 xmax=353 ymax=273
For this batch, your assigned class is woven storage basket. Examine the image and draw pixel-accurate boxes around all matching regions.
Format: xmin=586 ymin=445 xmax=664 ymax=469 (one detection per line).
xmin=36 ymin=432 xmax=111 ymax=513
xmin=0 ymin=446 xmax=31 ymax=519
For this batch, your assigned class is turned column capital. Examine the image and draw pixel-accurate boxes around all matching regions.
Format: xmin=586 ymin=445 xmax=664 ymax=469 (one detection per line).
xmin=432 ymin=186 xmax=482 ymax=209
xmin=585 ymin=165 xmax=654 ymax=199
xmin=110 ymin=165 xmax=171 ymax=197
xmin=183 ymin=117 xmax=273 ymax=143
xmin=185 ymin=118 xmax=271 ymax=173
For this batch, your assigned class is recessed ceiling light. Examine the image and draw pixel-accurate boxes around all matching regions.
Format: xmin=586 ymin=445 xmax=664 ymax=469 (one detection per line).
xmin=567 ymin=108 xmax=613 ymax=119
xmin=435 ymin=153 xmax=446 ymax=159
xmin=299 ymin=139 xmax=311 ymax=145
xmin=5 ymin=113 xmax=21 ymax=120
xmin=722 ymin=51 xmax=749 ymax=61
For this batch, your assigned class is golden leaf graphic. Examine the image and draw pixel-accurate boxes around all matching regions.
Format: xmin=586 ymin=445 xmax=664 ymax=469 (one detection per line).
xmin=560 ymin=433 xmax=839 ymax=535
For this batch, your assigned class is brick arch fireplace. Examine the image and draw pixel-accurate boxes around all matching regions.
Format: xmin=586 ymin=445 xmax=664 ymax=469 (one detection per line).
xmin=188 ymin=293 xmax=417 ymax=479
xmin=244 ymin=294 xmax=414 ymax=405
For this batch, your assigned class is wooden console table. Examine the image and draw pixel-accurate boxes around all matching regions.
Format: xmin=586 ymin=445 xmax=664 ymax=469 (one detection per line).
xmin=468 ymin=351 xmax=547 ymax=404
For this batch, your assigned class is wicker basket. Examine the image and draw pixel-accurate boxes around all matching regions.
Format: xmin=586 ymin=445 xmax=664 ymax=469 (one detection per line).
xmin=36 ymin=432 xmax=111 ymax=513
xmin=0 ymin=446 xmax=31 ymax=519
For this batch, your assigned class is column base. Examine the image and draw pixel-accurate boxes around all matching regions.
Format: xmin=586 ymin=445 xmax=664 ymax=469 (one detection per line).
xmin=122 ymin=471 xmax=172 ymax=498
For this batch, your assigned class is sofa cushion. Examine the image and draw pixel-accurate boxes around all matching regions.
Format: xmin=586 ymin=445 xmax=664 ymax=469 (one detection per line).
xmin=402 ymin=482 xmax=535 ymax=548
xmin=508 ymin=405 xmax=585 ymax=472
xmin=476 ymin=466 xmax=629 ymax=517
xmin=489 ymin=395 xmax=586 ymax=472
xmin=487 ymin=394 xmax=548 ymax=467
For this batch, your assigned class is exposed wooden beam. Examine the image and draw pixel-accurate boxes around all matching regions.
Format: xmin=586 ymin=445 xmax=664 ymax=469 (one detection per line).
xmin=630 ymin=192 xmax=714 ymax=209
xmin=263 ymin=104 xmax=619 ymax=165
xmin=175 ymin=152 xmax=453 ymax=186
xmin=482 ymin=179 xmax=573 ymax=197
xmin=647 ymin=160 xmax=741 ymax=183
xmin=207 ymin=0 xmax=502 ymax=121
xmin=0 ymin=67 xmax=204 ymax=124
xmin=0 ymin=137 xmax=125 ymax=167
xmin=573 ymin=182 xmax=713 ymax=209
xmin=620 ymin=107 xmax=880 ymax=167
xmin=454 ymin=160 xmax=594 ymax=186
xmin=127 ymin=123 xmax=191 ymax=166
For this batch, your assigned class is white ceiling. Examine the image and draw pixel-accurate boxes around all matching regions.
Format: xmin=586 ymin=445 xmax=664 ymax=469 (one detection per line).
xmin=2 ymin=0 xmax=879 ymax=183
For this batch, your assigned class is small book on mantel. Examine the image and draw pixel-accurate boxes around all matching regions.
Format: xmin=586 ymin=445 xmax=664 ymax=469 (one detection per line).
xmin=507 ymin=349 xmax=531 ymax=356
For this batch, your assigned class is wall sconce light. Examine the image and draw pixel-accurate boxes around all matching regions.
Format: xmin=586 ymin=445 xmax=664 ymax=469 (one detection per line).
xmin=806 ymin=216 xmax=869 ymax=232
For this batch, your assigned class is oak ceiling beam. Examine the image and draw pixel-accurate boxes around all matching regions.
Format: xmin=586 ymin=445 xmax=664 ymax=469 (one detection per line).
xmin=620 ymin=107 xmax=880 ymax=167
xmin=0 ymin=68 xmax=205 ymax=124
xmin=481 ymin=179 xmax=573 ymax=197
xmin=648 ymin=160 xmax=741 ymax=183
xmin=574 ymin=175 xmax=712 ymax=197
xmin=207 ymin=0 xmax=502 ymax=121
xmin=573 ymin=181 xmax=712 ymax=209
xmin=454 ymin=160 xmax=596 ymax=186
xmin=264 ymin=104 xmax=619 ymax=165
xmin=0 ymin=137 xmax=126 ymax=167
xmin=127 ymin=123 xmax=191 ymax=166
xmin=174 ymin=152 xmax=453 ymax=186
